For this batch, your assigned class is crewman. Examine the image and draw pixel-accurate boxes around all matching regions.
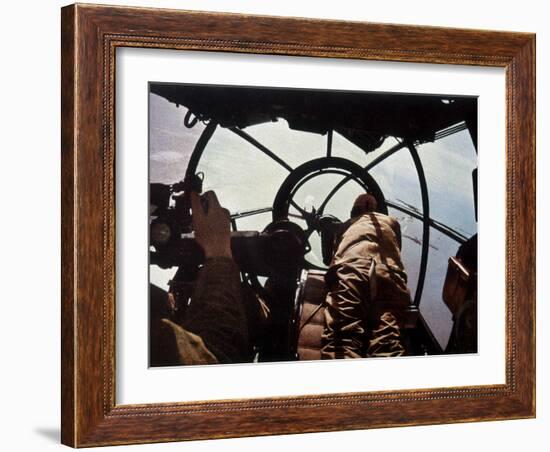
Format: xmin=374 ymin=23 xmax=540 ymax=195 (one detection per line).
xmin=321 ymin=193 xmax=412 ymax=358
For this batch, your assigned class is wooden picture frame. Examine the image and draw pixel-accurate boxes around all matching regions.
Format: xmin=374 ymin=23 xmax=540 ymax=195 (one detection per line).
xmin=61 ymin=3 xmax=535 ymax=447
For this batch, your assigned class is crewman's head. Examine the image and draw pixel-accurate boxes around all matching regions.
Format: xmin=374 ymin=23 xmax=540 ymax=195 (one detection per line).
xmin=350 ymin=193 xmax=378 ymax=218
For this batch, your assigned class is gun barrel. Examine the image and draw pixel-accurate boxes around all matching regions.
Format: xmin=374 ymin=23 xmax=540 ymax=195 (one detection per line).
xmin=151 ymin=227 xmax=306 ymax=277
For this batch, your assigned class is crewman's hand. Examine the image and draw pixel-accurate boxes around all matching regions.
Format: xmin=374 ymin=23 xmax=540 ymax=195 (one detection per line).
xmin=190 ymin=191 xmax=232 ymax=259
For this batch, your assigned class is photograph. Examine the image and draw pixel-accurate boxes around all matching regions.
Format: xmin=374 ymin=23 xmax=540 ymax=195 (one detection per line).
xmin=148 ymin=83 xmax=479 ymax=367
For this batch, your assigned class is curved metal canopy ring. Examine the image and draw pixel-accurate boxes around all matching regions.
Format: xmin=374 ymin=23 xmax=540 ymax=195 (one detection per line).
xmin=273 ymin=157 xmax=388 ymax=221
xmin=272 ymin=157 xmax=387 ymax=270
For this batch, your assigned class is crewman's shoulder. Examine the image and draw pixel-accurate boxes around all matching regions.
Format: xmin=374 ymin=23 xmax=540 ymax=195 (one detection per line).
xmin=385 ymin=214 xmax=400 ymax=228
xmin=367 ymin=211 xmax=399 ymax=226
xmin=366 ymin=212 xmax=401 ymax=236
xmin=348 ymin=213 xmax=397 ymax=234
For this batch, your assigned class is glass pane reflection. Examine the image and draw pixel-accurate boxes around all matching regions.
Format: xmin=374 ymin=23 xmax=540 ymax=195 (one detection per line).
xmin=149 ymin=93 xmax=205 ymax=184
xmin=417 ymin=129 xmax=477 ymax=237
xmin=246 ymin=121 xmax=326 ymax=169
xmin=419 ymin=228 xmax=460 ymax=349
xmin=196 ymin=127 xmax=288 ymax=214
xmin=368 ymin=147 xmax=423 ymax=212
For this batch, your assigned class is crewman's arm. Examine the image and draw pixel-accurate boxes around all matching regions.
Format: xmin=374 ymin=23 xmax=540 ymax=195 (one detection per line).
xmin=182 ymin=255 xmax=249 ymax=363
xmin=165 ymin=191 xmax=250 ymax=365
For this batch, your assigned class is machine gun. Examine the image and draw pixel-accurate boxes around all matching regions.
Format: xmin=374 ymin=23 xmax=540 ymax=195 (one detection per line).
xmin=149 ymin=174 xmax=308 ymax=278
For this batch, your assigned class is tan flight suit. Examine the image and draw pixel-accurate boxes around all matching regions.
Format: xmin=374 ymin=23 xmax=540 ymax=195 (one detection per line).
xmin=321 ymin=212 xmax=411 ymax=359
